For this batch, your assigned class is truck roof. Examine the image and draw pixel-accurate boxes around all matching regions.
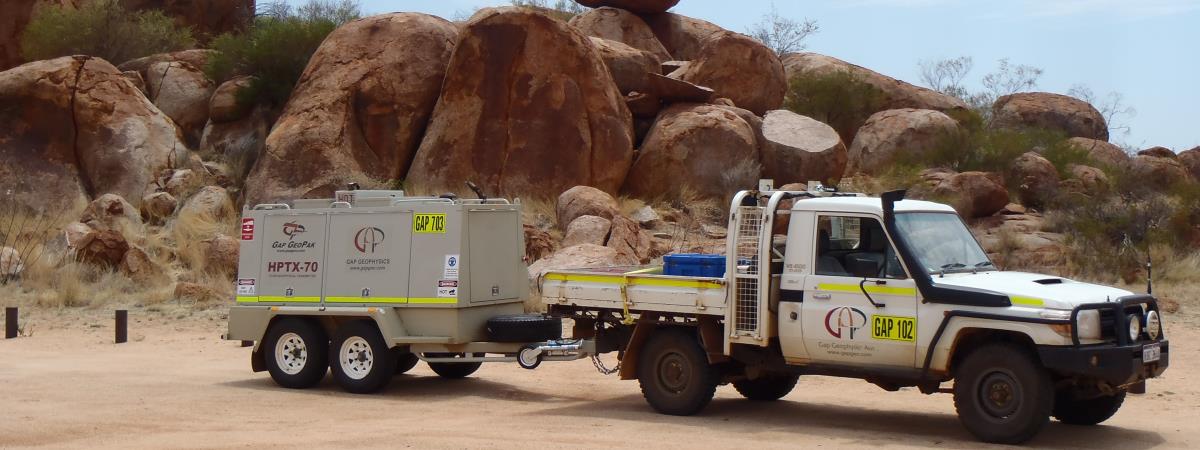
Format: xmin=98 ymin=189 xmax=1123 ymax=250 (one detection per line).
xmin=788 ymin=196 xmax=956 ymax=215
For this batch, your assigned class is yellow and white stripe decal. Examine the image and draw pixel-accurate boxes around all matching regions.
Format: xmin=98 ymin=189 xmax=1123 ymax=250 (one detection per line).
xmin=237 ymin=296 xmax=457 ymax=305
xmin=1010 ymin=296 xmax=1045 ymax=307
xmin=815 ymin=283 xmax=917 ymax=296
xmin=543 ymin=273 xmax=724 ymax=290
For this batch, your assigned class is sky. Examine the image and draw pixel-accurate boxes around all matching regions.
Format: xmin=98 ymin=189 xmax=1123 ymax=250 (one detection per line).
xmin=289 ymin=0 xmax=1199 ymax=151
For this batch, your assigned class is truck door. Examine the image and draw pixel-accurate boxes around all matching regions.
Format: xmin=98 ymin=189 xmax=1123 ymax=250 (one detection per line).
xmin=800 ymin=214 xmax=918 ymax=368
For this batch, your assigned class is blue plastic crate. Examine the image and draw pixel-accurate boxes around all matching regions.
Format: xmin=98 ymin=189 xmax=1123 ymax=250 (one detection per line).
xmin=663 ymin=253 xmax=727 ymax=278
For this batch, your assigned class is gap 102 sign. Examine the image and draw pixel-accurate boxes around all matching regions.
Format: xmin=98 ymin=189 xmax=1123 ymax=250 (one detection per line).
xmin=413 ymin=213 xmax=447 ymax=234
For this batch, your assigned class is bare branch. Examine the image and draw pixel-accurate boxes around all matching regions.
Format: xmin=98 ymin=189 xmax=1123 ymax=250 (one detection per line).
xmin=746 ymin=4 xmax=819 ymax=55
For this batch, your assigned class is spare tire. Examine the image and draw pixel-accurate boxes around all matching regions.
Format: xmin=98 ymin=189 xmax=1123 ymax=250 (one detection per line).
xmin=486 ymin=314 xmax=562 ymax=342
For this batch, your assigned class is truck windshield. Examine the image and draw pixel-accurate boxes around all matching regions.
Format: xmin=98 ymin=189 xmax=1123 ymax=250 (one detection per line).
xmin=894 ymin=212 xmax=993 ymax=274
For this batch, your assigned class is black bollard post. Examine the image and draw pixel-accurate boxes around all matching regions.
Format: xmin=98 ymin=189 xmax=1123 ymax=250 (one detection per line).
xmin=241 ymin=340 xmax=254 ymax=347
xmin=115 ymin=309 xmax=128 ymax=344
xmin=5 ymin=307 xmax=16 ymax=339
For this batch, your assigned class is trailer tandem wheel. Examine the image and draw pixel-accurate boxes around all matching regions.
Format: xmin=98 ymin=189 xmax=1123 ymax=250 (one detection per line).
xmin=427 ymin=353 xmax=484 ymax=379
xmin=264 ymin=317 xmax=329 ymax=389
xmin=330 ymin=321 xmax=397 ymax=394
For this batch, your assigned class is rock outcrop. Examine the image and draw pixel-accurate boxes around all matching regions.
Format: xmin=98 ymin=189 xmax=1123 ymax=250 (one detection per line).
xmin=178 ymin=186 xmax=235 ymax=222
xmin=623 ymin=103 xmax=758 ymax=199
xmin=588 ymin=37 xmax=661 ymax=94
xmin=527 ymin=243 xmax=623 ymax=278
xmin=409 ymin=8 xmax=634 ymax=199
xmin=568 ymin=7 xmax=671 ymax=61
xmin=208 ymin=76 xmax=254 ymax=123
xmin=992 ymin=92 xmax=1108 ymax=141
xmin=932 ymin=171 xmax=1009 ymax=218
xmin=140 ymin=192 xmax=177 ymax=223
xmin=1137 ymin=146 xmax=1175 ymax=158
xmin=607 ymin=215 xmax=652 ymax=264
xmin=677 ymin=32 xmax=785 ymax=115
xmin=1179 ymin=147 xmax=1200 ymax=181
xmin=1010 ymin=152 xmax=1059 ymax=207
xmin=117 ymin=49 xmax=217 ymax=76
xmin=781 ymin=52 xmax=968 ymax=128
xmin=575 ymin=0 xmax=679 ymax=15
xmin=848 ymin=109 xmax=960 ymax=175
xmin=640 ymin=12 xmax=725 ymax=61
xmin=75 ymin=229 xmax=129 ymax=269
xmin=246 ymin=13 xmax=458 ymax=204
xmin=759 ymin=110 xmax=846 ymax=184
xmin=199 ymin=106 xmax=269 ymax=179
xmin=0 ymin=56 xmax=192 ymax=212
xmin=1067 ymin=137 xmax=1130 ymax=168
xmin=557 ymin=185 xmax=619 ymax=228
xmin=562 ymin=215 xmax=612 ymax=247
xmin=144 ymin=60 xmax=215 ymax=145
xmin=79 ymin=194 xmax=142 ymax=232
xmin=1129 ymin=155 xmax=1188 ymax=189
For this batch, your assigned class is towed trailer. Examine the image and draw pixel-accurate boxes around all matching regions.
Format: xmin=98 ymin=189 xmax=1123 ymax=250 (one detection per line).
xmin=227 ymin=182 xmax=1168 ymax=444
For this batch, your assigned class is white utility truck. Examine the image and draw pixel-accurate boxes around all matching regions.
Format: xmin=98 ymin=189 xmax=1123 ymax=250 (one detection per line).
xmin=226 ymin=182 xmax=1168 ymax=444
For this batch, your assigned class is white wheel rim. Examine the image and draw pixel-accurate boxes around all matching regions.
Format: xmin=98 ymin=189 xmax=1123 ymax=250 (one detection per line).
xmin=339 ymin=336 xmax=374 ymax=380
xmin=275 ymin=332 xmax=308 ymax=375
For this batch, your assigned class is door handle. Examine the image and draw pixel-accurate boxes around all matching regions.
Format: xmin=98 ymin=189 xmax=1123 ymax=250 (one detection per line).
xmin=813 ymin=293 xmax=831 ymax=300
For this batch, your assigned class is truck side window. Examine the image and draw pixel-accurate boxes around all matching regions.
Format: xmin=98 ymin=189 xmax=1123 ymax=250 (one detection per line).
xmin=815 ymin=216 xmax=906 ymax=279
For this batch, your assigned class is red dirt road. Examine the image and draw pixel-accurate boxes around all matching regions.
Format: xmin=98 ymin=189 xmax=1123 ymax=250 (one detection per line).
xmin=0 ymin=307 xmax=1196 ymax=449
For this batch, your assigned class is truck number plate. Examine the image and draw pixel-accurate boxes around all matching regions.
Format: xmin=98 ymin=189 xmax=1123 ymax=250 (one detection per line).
xmin=413 ymin=213 xmax=446 ymax=233
xmin=871 ymin=315 xmax=915 ymax=342
xmin=1143 ymin=343 xmax=1161 ymax=363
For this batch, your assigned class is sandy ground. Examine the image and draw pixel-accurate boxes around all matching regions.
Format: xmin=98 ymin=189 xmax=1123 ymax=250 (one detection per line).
xmin=0 ymin=306 xmax=1197 ymax=449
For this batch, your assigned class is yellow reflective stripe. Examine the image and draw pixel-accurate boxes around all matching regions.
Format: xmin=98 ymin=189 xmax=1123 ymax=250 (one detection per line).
xmin=408 ymin=297 xmax=458 ymax=304
xmin=236 ymin=296 xmax=258 ymax=303
xmin=1011 ymin=296 xmax=1045 ymax=307
xmin=325 ymin=297 xmax=408 ymax=304
xmin=544 ymin=273 xmax=724 ymax=290
xmin=623 ymin=267 xmax=662 ymax=275
xmin=257 ymin=296 xmax=321 ymax=303
xmin=816 ymin=283 xmax=917 ymax=296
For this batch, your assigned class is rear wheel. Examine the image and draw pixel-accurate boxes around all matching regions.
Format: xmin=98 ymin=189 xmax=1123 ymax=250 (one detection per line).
xmin=1053 ymin=389 xmax=1126 ymax=425
xmin=329 ymin=321 xmax=396 ymax=394
xmin=733 ymin=374 xmax=799 ymax=401
xmin=263 ymin=317 xmax=328 ymax=389
xmin=637 ymin=328 xmax=719 ymax=416
xmin=428 ymin=353 xmax=483 ymax=379
xmin=393 ymin=350 xmax=419 ymax=375
xmin=953 ymin=344 xmax=1053 ymax=444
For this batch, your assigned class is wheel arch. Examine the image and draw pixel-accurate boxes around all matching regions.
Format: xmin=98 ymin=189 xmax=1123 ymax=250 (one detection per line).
xmin=947 ymin=327 xmax=1039 ymax=377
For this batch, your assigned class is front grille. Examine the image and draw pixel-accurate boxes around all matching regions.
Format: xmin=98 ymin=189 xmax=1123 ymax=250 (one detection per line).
xmin=1098 ymin=306 xmax=1147 ymax=342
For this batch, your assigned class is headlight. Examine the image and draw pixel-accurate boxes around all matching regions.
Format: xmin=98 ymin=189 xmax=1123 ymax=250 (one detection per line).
xmin=1146 ymin=311 xmax=1161 ymax=340
xmin=1040 ymin=309 xmax=1100 ymax=340
xmin=1127 ymin=314 xmax=1141 ymax=341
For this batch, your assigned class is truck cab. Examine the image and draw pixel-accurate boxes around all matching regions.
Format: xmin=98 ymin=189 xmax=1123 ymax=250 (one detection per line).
xmin=543 ymin=182 xmax=1169 ymax=444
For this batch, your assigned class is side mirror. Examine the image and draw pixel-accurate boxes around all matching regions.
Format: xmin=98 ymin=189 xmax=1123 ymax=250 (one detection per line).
xmin=846 ymin=256 xmax=882 ymax=279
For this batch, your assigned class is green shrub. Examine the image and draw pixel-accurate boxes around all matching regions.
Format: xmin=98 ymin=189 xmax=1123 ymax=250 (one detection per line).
xmin=509 ymin=0 xmax=585 ymax=21
xmin=784 ymin=69 xmax=886 ymax=143
xmin=21 ymin=0 xmax=195 ymax=65
xmin=206 ymin=0 xmax=360 ymax=108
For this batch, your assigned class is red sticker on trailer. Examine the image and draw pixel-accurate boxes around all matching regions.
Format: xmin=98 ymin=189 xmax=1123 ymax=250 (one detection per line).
xmin=241 ymin=218 xmax=255 ymax=240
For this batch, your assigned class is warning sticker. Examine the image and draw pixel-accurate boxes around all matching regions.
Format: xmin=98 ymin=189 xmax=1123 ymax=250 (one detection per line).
xmin=437 ymin=279 xmax=458 ymax=298
xmin=241 ymin=218 xmax=255 ymax=240
xmin=871 ymin=315 xmax=916 ymax=342
xmin=413 ymin=213 xmax=446 ymax=233
xmin=443 ymin=254 xmax=459 ymax=279
xmin=237 ymin=278 xmax=256 ymax=295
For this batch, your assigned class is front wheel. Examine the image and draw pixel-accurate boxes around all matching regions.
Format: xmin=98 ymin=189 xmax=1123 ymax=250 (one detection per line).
xmin=637 ymin=328 xmax=719 ymax=416
xmin=953 ymin=344 xmax=1053 ymax=444
xmin=1053 ymin=389 xmax=1126 ymax=425
xmin=263 ymin=317 xmax=328 ymax=389
xmin=733 ymin=374 xmax=799 ymax=401
xmin=329 ymin=321 xmax=396 ymax=394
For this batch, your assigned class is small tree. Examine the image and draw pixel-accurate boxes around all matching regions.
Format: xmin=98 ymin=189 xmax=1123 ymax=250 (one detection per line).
xmin=206 ymin=0 xmax=360 ymax=108
xmin=746 ymin=4 xmax=819 ymax=55
xmin=918 ymin=56 xmax=973 ymax=100
xmin=21 ymin=0 xmax=195 ymax=65
xmin=979 ymin=58 xmax=1042 ymax=105
xmin=1067 ymin=84 xmax=1137 ymax=139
